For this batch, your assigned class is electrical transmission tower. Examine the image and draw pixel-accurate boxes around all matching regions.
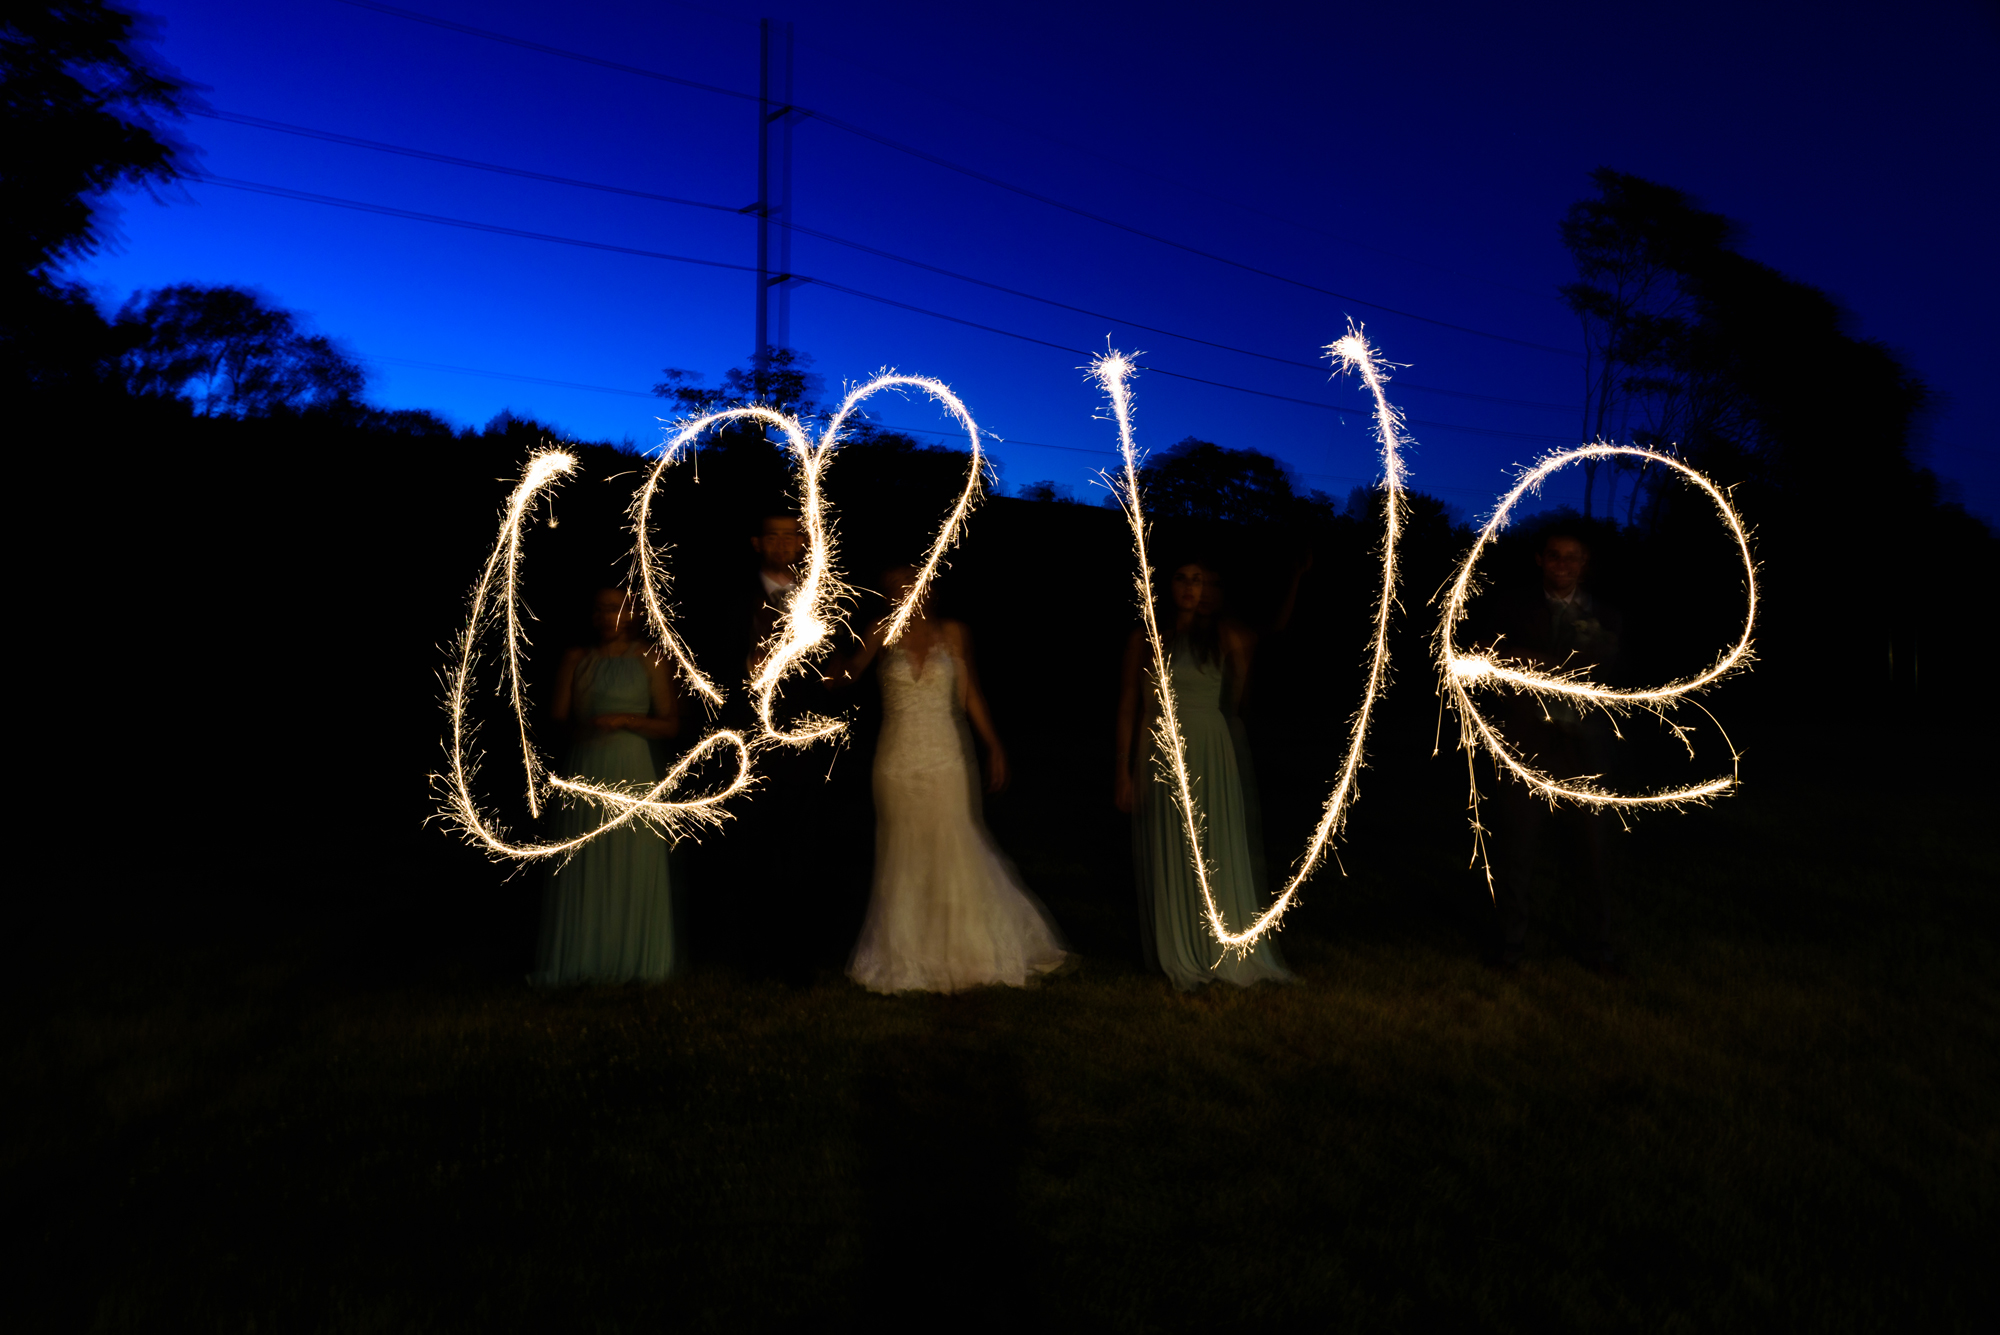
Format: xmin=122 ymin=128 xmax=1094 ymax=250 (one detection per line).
xmin=752 ymin=18 xmax=798 ymax=391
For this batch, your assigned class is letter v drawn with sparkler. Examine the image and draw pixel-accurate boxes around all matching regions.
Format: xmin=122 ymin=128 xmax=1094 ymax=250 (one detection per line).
xmin=438 ymin=373 xmax=991 ymax=862
xmin=1097 ymin=328 xmax=1411 ymax=957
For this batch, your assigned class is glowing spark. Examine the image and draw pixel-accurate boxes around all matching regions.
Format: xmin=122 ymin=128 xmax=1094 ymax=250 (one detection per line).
xmin=1437 ymin=443 xmax=1757 ymax=866
xmin=440 ymin=373 xmax=991 ymax=860
xmin=1095 ymin=325 xmax=1409 ymax=955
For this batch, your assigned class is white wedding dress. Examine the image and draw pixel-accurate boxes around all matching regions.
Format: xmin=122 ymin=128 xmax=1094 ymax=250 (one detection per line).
xmin=848 ymin=644 xmax=1070 ymax=994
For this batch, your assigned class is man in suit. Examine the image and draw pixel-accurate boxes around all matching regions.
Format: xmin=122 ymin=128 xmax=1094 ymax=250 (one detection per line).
xmin=745 ymin=513 xmax=805 ymax=677
xmin=716 ymin=511 xmax=871 ymax=984
xmin=1484 ymin=525 xmax=1624 ymax=974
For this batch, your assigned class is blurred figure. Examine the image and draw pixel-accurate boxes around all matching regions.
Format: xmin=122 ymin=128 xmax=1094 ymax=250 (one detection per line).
xmin=831 ymin=565 xmax=1070 ymax=993
xmin=1116 ymin=559 xmax=1293 ymax=990
xmin=1483 ymin=526 xmax=1623 ymax=973
xmin=720 ymin=510 xmax=857 ymax=985
xmin=746 ymin=512 xmax=806 ymax=676
xmin=531 ymin=588 xmax=681 ymax=986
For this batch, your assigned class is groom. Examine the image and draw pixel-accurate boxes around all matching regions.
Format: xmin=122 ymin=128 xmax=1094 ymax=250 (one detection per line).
xmin=744 ymin=513 xmax=806 ymax=678
xmin=1484 ymin=526 xmax=1623 ymax=973
xmin=721 ymin=511 xmax=869 ymax=984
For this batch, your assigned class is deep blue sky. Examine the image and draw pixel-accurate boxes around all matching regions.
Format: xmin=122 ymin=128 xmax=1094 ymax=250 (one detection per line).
xmin=78 ymin=0 xmax=1999 ymax=521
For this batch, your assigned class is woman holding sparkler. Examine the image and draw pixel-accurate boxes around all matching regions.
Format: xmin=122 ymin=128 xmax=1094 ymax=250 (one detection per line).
xmin=530 ymin=588 xmax=682 ymax=986
xmin=830 ymin=565 xmax=1070 ymax=993
xmin=1116 ymin=559 xmax=1293 ymax=990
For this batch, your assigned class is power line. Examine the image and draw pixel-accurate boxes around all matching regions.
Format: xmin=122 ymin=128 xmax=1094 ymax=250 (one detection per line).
xmin=555 ymin=0 xmax=1549 ymax=298
xmin=331 ymin=0 xmax=1580 ymax=359
xmin=363 ymin=353 xmax=660 ymax=399
xmin=201 ymin=107 xmax=1576 ymax=416
xmin=188 ymin=170 xmax=762 ymax=274
xmin=334 ymin=0 xmax=757 ymax=102
xmin=780 ymin=33 xmax=1552 ymax=301
xmin=189 ymin=170 xmax=1574 ymax=447
xmin=797 ymin=107 xmax=1579 ymax=358
xmin=195 ymin=108 xmax=745 ymax=217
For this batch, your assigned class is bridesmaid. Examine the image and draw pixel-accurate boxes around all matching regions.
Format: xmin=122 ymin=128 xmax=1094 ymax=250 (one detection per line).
xmin=531 ymin=588 xmax=682 ymax=986
xmin=1116 ymin=559 xmax=1293 ymax=990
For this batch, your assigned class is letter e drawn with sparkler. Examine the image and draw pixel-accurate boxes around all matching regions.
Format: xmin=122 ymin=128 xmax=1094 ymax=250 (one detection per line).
xmin=437 ymin=373 xmax=992 ymax=862
xmin=1437 ymin=444 xmax=1759 ymax=880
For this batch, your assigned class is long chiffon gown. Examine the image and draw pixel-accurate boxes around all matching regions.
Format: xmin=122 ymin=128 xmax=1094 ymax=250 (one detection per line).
xmin=531 ymin=653 xmax=676 ymax=986
xmin=1135 ymin=638 xmax=1294 ymax=990
xmin=848 ymin=645 xmax=1070 ymax=994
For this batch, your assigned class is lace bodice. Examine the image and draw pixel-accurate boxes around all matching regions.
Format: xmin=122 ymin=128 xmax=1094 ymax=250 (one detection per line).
xmin=878 ymin=645 xmax=960 ymax=762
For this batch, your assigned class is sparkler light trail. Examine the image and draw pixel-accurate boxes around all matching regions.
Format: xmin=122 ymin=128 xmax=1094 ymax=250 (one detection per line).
xmin=440 ymin=374 xmax=990 ymax=860
xmin=1437 ymin=443 xmax=1757 ymax=858
xmin=440 ymin=342 xmax=1749 ymax=899
xmin=440 ymin=449 xmax=754 ymax=859
xmin=630 ymin=374 xmax=988 ymax=747
xmin=1097 ymin=326 xmax=1409 ymax=955
xmin=1104 ymin=339 xmax=1756 ymax=949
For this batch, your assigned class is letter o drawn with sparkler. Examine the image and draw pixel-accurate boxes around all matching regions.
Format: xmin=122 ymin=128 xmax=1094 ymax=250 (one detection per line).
xmin=438 ymin=373 xmax=991 ymax=862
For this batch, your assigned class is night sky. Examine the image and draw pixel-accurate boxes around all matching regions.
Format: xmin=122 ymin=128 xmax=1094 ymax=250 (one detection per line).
xmin=77 ymin=0 xmax=1999 ymax=522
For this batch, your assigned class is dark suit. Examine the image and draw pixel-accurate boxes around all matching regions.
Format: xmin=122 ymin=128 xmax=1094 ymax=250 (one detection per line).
xmin=696 ymin=570 xmax=871 ymax=982
xmin=1481 ymin=585 xmax=1623 ymax=968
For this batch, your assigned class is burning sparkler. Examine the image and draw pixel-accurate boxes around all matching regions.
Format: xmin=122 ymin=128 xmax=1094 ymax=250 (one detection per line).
xmin=1096 ymin=327 xmax=1408 ymax=954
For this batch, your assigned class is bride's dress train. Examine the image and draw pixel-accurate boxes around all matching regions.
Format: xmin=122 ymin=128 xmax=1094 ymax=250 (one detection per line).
xmin=849 ymin=646 xmax=1070 ymax=994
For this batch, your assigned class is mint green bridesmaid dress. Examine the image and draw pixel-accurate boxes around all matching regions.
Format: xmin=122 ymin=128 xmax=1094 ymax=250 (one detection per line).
xmin=531 ymin=653 xmax=676 ymax=986
xmin=1135 ymin=638 xmax=1294 ymax=990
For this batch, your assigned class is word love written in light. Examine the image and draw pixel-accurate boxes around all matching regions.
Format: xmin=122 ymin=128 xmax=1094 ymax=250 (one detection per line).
xmin=438 ymin=373 xmax=990 ymax=861
xmin=438 ymin=336 xmax=1757 ymax=960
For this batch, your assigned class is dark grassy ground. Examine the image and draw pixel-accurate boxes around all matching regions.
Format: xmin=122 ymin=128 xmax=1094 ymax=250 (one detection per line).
xmin=12 ymin=723 xmax=1994 ymax=1332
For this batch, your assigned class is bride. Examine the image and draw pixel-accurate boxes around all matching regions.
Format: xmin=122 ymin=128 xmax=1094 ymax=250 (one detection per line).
xmin=829 ymin=565 xmax=1071 ymax=994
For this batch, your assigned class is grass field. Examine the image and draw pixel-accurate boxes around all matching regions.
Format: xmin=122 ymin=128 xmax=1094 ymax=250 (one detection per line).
xmin=13 ymin=726 xmax=1995 ymax=1332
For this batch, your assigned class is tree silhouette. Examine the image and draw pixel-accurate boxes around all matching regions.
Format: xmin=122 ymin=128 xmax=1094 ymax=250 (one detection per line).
xmin=655 ymin=346 xmax=821 ymax=417
xmin=1558 ymin=168 xmax=1929 ymax=530
xmin=1559 ymin=169 xmax=1737 ymax=518
xmin=4 ymin=1 xmax=197 ymax=396
xmin=116 ymin=284 xmax=366 ymax=416
xmin=2 ymin=0 xmax=194 ymax=276
xmin=1139 ymin=437 xmax=1307 ymax=528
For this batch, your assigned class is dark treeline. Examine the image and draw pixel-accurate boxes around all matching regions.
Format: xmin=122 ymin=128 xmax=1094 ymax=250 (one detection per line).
xmin=8 ymin=3 xmax=1995 ymax=970
xmin=1557 ymin=168 xmax=1993 ymax=702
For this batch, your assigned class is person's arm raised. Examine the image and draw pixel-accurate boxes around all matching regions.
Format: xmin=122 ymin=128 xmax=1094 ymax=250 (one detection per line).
xmin=951 ymin=622 xmax=1007 ymax=793
xmin=824 ymin=617 xmax=889 ymax=689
